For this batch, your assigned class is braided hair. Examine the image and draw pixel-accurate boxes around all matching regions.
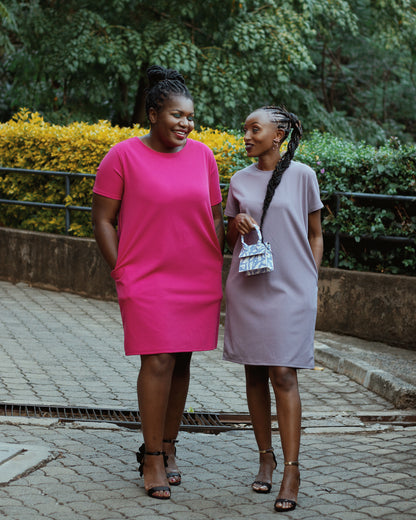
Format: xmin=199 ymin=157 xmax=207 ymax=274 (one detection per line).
xmin=145 ymin=65 xmax=192 ymax=118
xmin=259 ymin=106 xmax=303 ymax=232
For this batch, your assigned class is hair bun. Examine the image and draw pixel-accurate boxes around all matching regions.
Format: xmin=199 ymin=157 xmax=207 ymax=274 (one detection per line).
xmin=147 ymin=65 xmax=186 ymax=89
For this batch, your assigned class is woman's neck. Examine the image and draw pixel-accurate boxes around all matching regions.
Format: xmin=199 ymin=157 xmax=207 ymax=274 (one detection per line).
xmin=140 ymin=133 xmax=185 ymax=154
xmin=257 ymin=151 xmax=281 ymax=171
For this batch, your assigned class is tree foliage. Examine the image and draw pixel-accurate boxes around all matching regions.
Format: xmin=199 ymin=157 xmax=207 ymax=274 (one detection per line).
xmin=1 ymin=0 xmax=415 ymax=144
xmin=304 ymin=0 xmax=416 ymax=143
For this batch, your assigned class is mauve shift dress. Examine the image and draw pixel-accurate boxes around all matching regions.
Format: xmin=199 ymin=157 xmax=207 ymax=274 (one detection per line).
xmin=93 ymin=137 xmax=223 ymax=356
xmin=223 ymin=161 xmax=323 ymax=368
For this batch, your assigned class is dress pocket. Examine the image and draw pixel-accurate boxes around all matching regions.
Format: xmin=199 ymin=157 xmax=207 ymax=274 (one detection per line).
xmin=111 ymin=265 xmax=125 ymax=281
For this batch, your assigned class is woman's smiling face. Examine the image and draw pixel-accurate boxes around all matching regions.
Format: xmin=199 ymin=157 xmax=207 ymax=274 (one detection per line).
xmin=150 ymin=94 xmax=195 ymax=152
xmin=243 ymin=109 xmax=280 ymax=158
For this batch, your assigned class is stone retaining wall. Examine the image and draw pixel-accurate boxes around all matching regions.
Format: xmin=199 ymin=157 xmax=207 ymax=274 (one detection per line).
xmin=1 ymin=227 xmax=414 ymax=350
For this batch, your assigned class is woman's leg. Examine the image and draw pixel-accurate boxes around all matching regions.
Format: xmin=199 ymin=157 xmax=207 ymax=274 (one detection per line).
xmin=269 ymin=366 xmax=301 ymax=509
xmin=245 ymin=365 xmax=276 ymax=491
xmin=162 ymin=352 xmax=192 ymax=484
xmin=137 ymin=353 xmax=176 ymax=498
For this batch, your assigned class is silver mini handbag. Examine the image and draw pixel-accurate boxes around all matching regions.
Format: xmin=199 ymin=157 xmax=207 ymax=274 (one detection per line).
xmin=238 ymin=225 xmax=274 ymax=276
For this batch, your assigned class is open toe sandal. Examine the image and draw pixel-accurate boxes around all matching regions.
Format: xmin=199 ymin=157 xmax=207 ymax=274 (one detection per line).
xmin=252 ymin=447 xmax=277 ymax=494
xmin=163 ymin=438 xmax=182 ymax=486
xmin=274 ymin=461 xmax=300 ymax=512
xmin=136 ymin=443 xmax=171 ymax=500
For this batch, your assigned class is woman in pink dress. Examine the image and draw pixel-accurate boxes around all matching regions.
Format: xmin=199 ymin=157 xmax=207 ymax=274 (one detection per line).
xmin=224 ymin=106 xmax=323 ymax=512
xmin=92 ymin=65 xmax=224 ymax=500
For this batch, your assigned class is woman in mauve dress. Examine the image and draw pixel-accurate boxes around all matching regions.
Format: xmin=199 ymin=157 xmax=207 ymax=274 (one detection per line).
xmin=223 ymin=106 xmax=323 ymax=513
xmin=92 ymin=65 xmax=224 ymax=500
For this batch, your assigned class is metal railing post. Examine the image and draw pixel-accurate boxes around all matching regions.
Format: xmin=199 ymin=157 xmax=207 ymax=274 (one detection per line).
xmin=334 ymin=194 xmax=341 ymax=268
xmin=65 ymin=174 xmax=71 ymax=235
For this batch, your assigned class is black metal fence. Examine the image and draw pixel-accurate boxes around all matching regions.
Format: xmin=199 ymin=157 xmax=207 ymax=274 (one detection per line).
xmin=320 ymin=190 xmax=416 ymax=267
xmin=1 ymin=166 xmax=415 ymax=268
xmin=0 ymin=166 xmax=94 ymax=234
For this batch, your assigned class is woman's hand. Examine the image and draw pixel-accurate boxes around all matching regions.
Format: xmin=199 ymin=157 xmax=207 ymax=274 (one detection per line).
xmin=234 ymin=213 xmax=257 ymax=235
xmin=226 ymin=213 xmax=258 ymax=250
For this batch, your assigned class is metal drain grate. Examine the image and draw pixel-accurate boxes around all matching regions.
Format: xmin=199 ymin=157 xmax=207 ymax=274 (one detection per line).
xmin=357 ymin=413 xmax=416 ymax=427
xmin=0 ymin=403 xmax=253 ymax=433
xmin=3 ymin=403 xmax=415 ymax=432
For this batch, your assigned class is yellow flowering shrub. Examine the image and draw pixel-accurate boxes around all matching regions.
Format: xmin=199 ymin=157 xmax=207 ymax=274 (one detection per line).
xmin=0 ymin=109 xmax=248 ymax=236
xmin=4 ymin=111 xmax=414 ymax=274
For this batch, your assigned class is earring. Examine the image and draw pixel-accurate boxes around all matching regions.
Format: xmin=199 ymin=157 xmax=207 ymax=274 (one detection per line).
xmin=272 ymin=139 xmax=280 ymax=150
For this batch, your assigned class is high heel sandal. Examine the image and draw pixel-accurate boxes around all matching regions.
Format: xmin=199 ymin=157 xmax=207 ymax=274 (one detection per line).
xmin=136 ymin=443 xmax=171 ymax=500
xmin=252 ymin=448 xmax=277 ymax=494
xmin=163 ymin=438 xmax=181 ymax=486
xmin=274 ymin=461 xmax=300 ymax=512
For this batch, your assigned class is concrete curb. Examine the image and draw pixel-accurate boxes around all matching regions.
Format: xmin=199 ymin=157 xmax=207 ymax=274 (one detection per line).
xmin=315 ymin=343 xmax=416 ymax=409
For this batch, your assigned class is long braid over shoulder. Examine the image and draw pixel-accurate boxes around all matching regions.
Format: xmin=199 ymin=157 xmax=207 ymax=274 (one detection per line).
xmin=145 ymin=65 xmax=192 ymax=118
xmin=259 ymin=106 xmax=303 ymax=232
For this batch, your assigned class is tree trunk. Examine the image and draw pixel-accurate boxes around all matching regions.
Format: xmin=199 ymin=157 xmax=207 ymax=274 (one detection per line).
xmin=131 ymin=61 xmax=149 ymax=126
xmin=112 ymin=79 xmax=130 ymax=127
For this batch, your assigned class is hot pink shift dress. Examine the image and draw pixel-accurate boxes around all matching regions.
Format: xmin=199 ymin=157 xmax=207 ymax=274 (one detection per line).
xmin=93 ymin=137 xmax=223 ymax=356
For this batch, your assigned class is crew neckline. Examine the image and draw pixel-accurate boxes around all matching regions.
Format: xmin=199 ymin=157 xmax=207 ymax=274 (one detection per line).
xmin=253 ymin=163 xmax=273 ymax=173
xmin=135 ymin=136 xmax=189 ymax=156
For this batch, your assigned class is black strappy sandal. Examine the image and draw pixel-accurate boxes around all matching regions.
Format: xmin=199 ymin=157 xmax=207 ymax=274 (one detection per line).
xmin=274 ymin=461 xmax=300 ymax=512
xmin=252 ymin=447 xmax=277 ymax=494
xmin=136 ymin=443 xmax=171 ymax=500
xmin=163 ymin=438 xmax=181 ymax=486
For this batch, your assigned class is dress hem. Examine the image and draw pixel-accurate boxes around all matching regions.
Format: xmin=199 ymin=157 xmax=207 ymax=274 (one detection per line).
xmin=125 ymin=345 xmax=218 ymax=356
xmin=222 ymin=355 xmax=314 ymax=369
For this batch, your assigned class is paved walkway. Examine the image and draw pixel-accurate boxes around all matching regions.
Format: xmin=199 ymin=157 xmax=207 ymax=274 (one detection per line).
xmin=0 ymin=281 xmax=415 ymax=519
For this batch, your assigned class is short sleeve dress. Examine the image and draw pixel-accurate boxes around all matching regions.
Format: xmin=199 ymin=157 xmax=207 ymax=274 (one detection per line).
xmin=93 ymin=137 xmax=223 ymax=356
xmin=223 ymin=161 xmax=323 ymax=368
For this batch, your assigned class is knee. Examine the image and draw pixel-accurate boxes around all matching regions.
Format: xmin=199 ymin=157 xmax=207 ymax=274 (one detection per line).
xmin=269 ymin=367 xmax=298 ymax=393
xmin=141 ymin=354 xmax=175 ymax=378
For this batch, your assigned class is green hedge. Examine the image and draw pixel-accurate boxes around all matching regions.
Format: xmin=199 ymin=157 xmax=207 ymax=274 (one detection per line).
xmin=296 ymin=132 xmax=416 ymax=274
xmin=1 ymin=113 xmax=415 ymax=275
xmin=0 ymin=110 xmax=242 ymax=236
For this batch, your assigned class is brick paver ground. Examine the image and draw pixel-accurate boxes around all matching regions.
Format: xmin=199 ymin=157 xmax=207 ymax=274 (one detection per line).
xmin=1 ymin=421 xmax=415 ymax=520
xmin=1 ymin=281 xmax=415 ymax=519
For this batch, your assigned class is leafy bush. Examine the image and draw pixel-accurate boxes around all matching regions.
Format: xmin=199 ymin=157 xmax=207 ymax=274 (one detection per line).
xmin=296 ymin=132 xmax=416 ymax=274
xmin=0 ymin=109 xmax=243 ymax=235
xmin=1 ymin=111 xmax=415 ymax=274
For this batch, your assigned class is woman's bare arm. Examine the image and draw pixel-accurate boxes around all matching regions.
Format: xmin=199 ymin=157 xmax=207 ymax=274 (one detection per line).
xmin=212 ymin=203 xmax=225 ymax=254
xmin=91 ymin=193 xmax=121 ymax=270
xmin=308 ymin=209 xmax=324 ymax=269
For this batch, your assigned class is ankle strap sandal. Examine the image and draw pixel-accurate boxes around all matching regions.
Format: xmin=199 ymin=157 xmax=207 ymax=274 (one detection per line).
xmin=163 ymin=438 xmax=178 ymax=452
xmin=252 ymin=448 xmax=277 ymax=494
xmin=136 ymin=443 xmax=170 ymax=500
xmin=136 ymin=443 xmax=168 ymax=476
xmin=163 ymin=439 xmax=181 ymax=486
xmin=259 ymin=447 xmax=277 ymax=466
xmin=274 ymin=461 xmax=300 ymax=512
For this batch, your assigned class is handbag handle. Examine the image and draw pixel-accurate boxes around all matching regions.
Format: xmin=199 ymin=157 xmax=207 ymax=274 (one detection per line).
xmin=241 ymin=224 xmax=263 ymax=246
